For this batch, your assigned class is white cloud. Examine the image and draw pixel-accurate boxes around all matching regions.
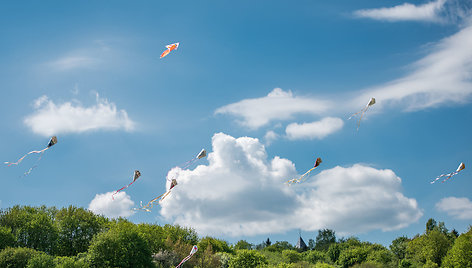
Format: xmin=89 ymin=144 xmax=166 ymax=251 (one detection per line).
xmin=436 ymin=197 xmax=472 ymax=219
xmin=264 ymin=130 xmax=279 ymax=145
xmin=88 ymin=191 xmax=135 ymax=218
xmin=49 ymin=56 xmax=100 ymax=71
xmin=215 ymin=88 xmax=331 ymax=129
xmin=354 ymin=0 xmax=446 ymax=23
xmin=160 ymin=133 xmax=422 ymax=236
xmin=353 ymin=22 xmax=472 ymax=111
xmin=24 ymin=94 xmax=135 ymax=136
xmin=286 ymin=117 xmax=344 ymax=140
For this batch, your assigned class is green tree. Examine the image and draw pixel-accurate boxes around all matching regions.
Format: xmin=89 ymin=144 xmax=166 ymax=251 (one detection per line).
xmin=162 ymin=224 xmax=198 ymax=245
xmin=303 ymin=250 xmax=328 ymax=264
xmin=195 ymin=243 xmax=221 ymax=268
xmin=327 ymin=243 xmax=341 ymax=263
xmin=0 ymin=247 xmax=40 ymax=268
xmin=315 ymin=229 xmax=336 ymax=251
xmin=198 ymin=236 xmax=232 ymax=253
xmin=55 ymin=206 xmax=106 ymax=256
xmin=234 ymin=240 xmax=253 ymax=250
xmin=54 ymin=256 xmax=90 ymax=268
xmin=389 ymin=236 xmax=410 ymax=260
xmin=26 ymin=253 xmax=55 ymax=268
xmin=426 ymin=218 xmax=437 ymax=232
xmin=442 ymin=228 xmax=472 ymax=268
xmin=87 ymin=221 xmax=153 ymax=268
xmin=0 ymin=226 xmax=16 ymax=250
xmin=229 ymin=250 xmax=268 ymax=268
xmin=337 ymin=246 xmax=369 ymax=268
xmin=406 ymin=229 xmax=452 ymax=266
xmin=136 ymin=223 xmax=166 ymax=253
xmin=281 ymin=250 xmax=302 ymax=263
xmin=0 ymin=206 xmax=58 ymax=254
xmin=265 ymin=241 xmax=295 ymax=252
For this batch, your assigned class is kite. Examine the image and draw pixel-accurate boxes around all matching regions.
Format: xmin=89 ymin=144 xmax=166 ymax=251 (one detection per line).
xmin=5 ymin=136 xmax=57 ymax=175
xmin=349 ymin=97 xmax=375 ymax=130
xmin=176 ymin=245 xmax=198 ymax=268
xmin=430 ymin=162 xmax=465 ymax=184
xmin=160 ymin=42 xmax=179 ymax=59
xmin=136 ymin=149 xmax=206 ymax=212
xmin=112 ymin=170 xmax=141 ymax=200
xmin=286 ymin=157 xmax=322 ymax=185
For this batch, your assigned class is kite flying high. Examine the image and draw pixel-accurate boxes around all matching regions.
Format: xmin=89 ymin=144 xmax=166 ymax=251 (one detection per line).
xmin=431 ymin=162 xmax=465 ymax=184
xmin=5 ymin=136 xmax=57 ymax=175
xmin=112 ymin=170 xmax=141 ymax=200
xmin=160 ymin=42 xmax=179 ymax=58
xmin=349 ymin=97 xmax=375 ymax=130
xmin=286 ymin=157 xmax=322 ymax=185
xmin=137 ymin=149 xmax=207 ymax=212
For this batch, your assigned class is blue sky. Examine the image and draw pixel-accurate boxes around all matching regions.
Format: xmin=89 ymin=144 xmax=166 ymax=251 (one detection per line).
xmin=1 ymin=0 xmax=472 ymax=247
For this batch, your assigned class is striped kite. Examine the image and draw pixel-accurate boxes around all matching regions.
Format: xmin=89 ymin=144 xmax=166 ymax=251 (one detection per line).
xmin=5 ymin=136 xmax=57 ymax=175
xmin=349 ymin=97 xmax=375 ymax=130
xmin=431 ymin=162 xmax=465 ymax=184
xmin=176 ymin=245 xmax=198 ymax=268
xmin=112 ymin=170 xmax=141 ymax=200
xmin=160 ymin=42 xmax=179 ymax=59
xmin=286 ymin=157 xmax=322 ymax=185
xmin=137 ymin=149 xmax=206 ymax=212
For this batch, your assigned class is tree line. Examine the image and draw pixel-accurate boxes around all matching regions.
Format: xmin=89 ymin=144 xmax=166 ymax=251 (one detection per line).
xmin=0 ymin=205 xmax=471 ymax=267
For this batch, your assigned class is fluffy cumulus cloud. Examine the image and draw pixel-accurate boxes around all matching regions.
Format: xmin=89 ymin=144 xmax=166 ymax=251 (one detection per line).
xmin=354 ymin=0 xmax=446 ymax=22
xmin=24 ymin=94 xmax=135 ymax=136
xmin=353 ymin=22 xmax=472 ymax=111
xmin=285 ymin=117 xmax=344 ymax=140
xmin=215 ymin=88 xmax=331 ymax=129
xmin=436 ymin=197 xmax=472 ymax=219
xmin=160 ymin=133 xmax=422 ymax=236
xmin=88 ymin=191 xmax=135 ymax=218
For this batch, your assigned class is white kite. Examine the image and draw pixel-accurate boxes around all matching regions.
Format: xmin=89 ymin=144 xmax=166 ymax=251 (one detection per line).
xmin=431 ymin=162 xmax=465 ymax=184
xmin=176 ymin=245 xmax=198 ymax=268
xmin=136 ymin=149 xmax=207 ymax=212
xmin=349 ymin=97 xmax=375 ymax=130
xmin=112 ymin=170 xmax=142 ymax=200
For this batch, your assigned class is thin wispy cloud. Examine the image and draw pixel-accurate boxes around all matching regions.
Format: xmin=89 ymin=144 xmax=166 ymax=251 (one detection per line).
xmin=354 ymin=0 xmax=447 ymax=23
xmin=160 ymin=133 xmax=422 ymax=236
xmin=354 ymin=21 xmax=472 ymax=111
xmin=49 ymin=56 xmax=100 ymax=71
xmin=24 ymin=94 xmax=135 ymax=136
xmin=285 ymin=117 xmax=344 ymax=140
xmin=215 ymin=88 xmax=331 ymax=129
xmin=436 ymin=197 xmax=472 ymax=219
xmin=88 ymin=191 xmax=135 ymax=219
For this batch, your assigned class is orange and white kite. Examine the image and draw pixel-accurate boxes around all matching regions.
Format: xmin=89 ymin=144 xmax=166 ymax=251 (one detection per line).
xmin=160 ymin=42 xmax=179 ymax=59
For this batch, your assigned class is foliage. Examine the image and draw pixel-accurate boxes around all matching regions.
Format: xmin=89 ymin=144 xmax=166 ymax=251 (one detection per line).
xmin=87 ymin=221 xmax=153 ymax=268
xmin=26 ymin=252 xmax=55 ymax=268
xmin=0 ymin=247 xmax=40 ymax=268
xmin=54 ymin=256 xmax=90 ymax=268
xmin=265 ymin=241 xmax=295 ymax=252
xmin=389 ymin=236 xmax=410 ymax=260
xmin=281 ymin=249 xmax=302 ymax=263
xmin=0 ymin=226 xmax=16 ymax=250
xmin=407 ymin=229 xmax=452 ymax=266
xmin=0 ymin=206 xmax=58 ymax=254
xmin=442 ymin=227 xmax=472 ymax=268
xmin=234 ymin=240 xmax=253 ymax=250
xmin=194 ymin=243 xmax=221 ymax=268
xmin=136 ymin=223 xmax=166 ymax=253
xmin=337 ymin=246 xmax=370 ymax=268
xmin=229 ymin=249 xmax=268 ymax=268
xmin=303 ymin=250 xmax=328 ymax=264
xmin=162 ymin=224 xmax=198 ymax=245
xmin=55 ymin=206 xmax=106 ymax=256
xmin=198 ymin=236 xmax=232 ymax=253
xmin=315 ymin=229 xmax=336 ymax=251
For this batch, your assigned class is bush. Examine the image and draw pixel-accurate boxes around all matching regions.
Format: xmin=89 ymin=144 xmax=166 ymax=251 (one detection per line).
xmin=26 ymin=253 xmax=55 ymax=268
xmin=229 ymin=250 xmax=268 ymax=268
xmin=281 ymin=250 xmax=302 ymax=263
xmin=304 ymin=250 xmax=328 ymax=264
xmin=0 ymin=226 xmax=16 ymax=250
xmin=0 ymin=247 xmax=40 ymax=268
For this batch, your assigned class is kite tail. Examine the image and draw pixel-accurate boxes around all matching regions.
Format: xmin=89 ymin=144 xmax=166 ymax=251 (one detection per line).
xmin=5 ymin=148 xmax=49 ymax=166
xmin=441 ymin=171 xmax=461 ymax=183
xmin=180 ymin=157 xmax=198 ymax=170
xmin=430 ymin=173 xmax=451 ymax=184
xmin=112 ymin=180 xmax=136 ymax=200
xmin=176 ymin=253 xmax=195 ymax=268
xmin=135 ymin=191 xmax=168 ymax=212
xmin=286 ymin=167 xmax=317 ymax=185
xmin=22 ymin=151 xmax=46 ymax=177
